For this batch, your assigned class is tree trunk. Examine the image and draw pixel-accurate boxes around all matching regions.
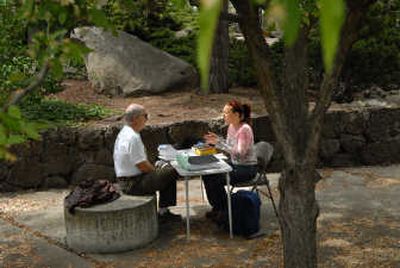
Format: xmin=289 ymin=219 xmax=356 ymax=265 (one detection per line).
xmin=279 ymin=166 xmax=320 ymax=267
xmin=229 ymin=0 xmax=377 ymax=267
xmin=208 ymin=0 xmax=229 ymax=93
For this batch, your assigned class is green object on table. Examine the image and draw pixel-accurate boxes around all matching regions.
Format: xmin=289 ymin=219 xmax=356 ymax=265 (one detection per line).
xmin=176 ymin=153 xmax=189 ymax=170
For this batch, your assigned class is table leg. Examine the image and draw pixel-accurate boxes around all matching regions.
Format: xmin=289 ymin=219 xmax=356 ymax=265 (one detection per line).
xmin=200 ymin=175 xmax=205 ymax=204
xmin=226 ymin=173 xmax=233 ymax=238
xmin=185 ymin=176 xmax=190 ymax=240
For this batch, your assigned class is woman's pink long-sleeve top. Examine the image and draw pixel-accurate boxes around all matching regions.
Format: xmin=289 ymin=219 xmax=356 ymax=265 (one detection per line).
xmin=216 ymin=123 xmax=257 ymax=165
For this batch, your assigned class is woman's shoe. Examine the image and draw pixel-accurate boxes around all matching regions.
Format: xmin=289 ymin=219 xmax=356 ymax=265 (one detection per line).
xmin=214 ymin=211 xmax=227 ymax=226
xmin=158 ymin=210 xmax=182 ymax=223
xmin=205 ymin=209 xmax=219 ymax=219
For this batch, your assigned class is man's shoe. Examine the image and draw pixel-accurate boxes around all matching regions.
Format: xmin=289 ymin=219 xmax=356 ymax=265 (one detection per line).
xmin=158 ymin=210 xmax=182 ymax=223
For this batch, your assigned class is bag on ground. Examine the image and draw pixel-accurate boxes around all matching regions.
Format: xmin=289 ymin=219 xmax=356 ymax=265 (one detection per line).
xmin=220 ymin=190 xmax=261 ymax=237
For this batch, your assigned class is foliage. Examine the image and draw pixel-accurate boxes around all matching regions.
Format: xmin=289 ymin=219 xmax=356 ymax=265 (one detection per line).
xmin=20 ymin=99 xmax=112 ymax=123
xmin=0 ymin=1 xmax=26 ymax=63
xmin=307 ymin=0 xmax=400 ymax=89
xmin=102 ymin=0 xmax=198 ymax=66
xmin=197 ymin=0 xmax=221 ymax=89
xmin=197 ymin=0 xmax=344 ymax=89
xmin=228 ymin=40 xmax=256 ymax=86
xmin=0 ymin=105 xmax=47 ymax=161
xmin=147 ymin=28 xmax=198 ymax=66
xmin=103 ymin=0 xmax=185 ymax=39
xmin=347 ymin=0 xmax=400 ymax=86
xmin=0 ymin=56 xmax=63 ymax=103
xmin=319 ymin=0 xmax=344 ymax=72
xmin=229 ymin=39 xmax=284 ymax=86
xmin=0 ymin=0 xmax=111 ymax=160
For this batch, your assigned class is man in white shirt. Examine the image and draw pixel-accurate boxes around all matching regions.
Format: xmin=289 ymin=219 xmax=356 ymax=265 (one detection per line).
xmin=113 ymin=103 xmax=180 ymax=221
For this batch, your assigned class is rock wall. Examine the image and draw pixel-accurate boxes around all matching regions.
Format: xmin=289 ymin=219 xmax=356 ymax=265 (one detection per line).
xmin=1 ymin=107 xmax=399 ymax=191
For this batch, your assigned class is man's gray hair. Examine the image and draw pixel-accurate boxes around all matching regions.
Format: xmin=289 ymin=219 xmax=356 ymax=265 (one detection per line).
xmin=124 ymin=103 xmax=145 ymax=124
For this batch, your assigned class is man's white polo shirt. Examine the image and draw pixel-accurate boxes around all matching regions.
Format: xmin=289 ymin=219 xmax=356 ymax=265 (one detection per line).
xmin=113 ymin=125 xmax=147 ymax=177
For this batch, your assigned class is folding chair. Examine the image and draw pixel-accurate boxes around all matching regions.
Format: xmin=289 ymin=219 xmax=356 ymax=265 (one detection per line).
xmin=229 ymin=141 xmax=279 ymax=219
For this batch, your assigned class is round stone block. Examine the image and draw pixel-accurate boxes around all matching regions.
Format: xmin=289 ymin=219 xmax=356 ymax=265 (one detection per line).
xmin=64 ymin=194 xmax=158 ymax=253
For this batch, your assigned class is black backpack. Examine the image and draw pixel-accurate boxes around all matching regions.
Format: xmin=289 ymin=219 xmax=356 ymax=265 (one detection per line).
xmin=220 ymin=190 xmax=261 ymax=237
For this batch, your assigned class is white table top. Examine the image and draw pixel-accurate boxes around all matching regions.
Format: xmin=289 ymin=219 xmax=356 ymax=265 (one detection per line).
xmin=159 ymin=148 xmax=227 ymax=161
xmin=159 ymin=148 xmax=231 ymax=176
xmin=169 ymin=159 xmax=232 ymax=177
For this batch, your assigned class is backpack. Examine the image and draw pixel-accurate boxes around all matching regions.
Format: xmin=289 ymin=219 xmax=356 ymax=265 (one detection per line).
xmin=220 ymin=190 xmax=261 ymax=237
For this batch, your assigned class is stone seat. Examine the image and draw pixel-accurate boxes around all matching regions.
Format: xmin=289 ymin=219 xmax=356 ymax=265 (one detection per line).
xmin=64 ymin=194 xmax=158 ymax=253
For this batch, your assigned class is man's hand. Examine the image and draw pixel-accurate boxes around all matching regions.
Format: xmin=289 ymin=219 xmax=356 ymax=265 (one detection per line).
xmin=136 ymin=160 xmax=155 ymax=173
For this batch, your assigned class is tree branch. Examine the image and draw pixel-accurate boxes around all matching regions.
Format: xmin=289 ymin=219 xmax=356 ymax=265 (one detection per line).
xmin=2 ymin=61 xmax=50 ymax=111
xmin=220 ymin=12 xmax=239 ymax=24
xmin=307 ymin=0 xmax=378 ymax=162
xmin=230 ymin=0 xmax=296 ymax=165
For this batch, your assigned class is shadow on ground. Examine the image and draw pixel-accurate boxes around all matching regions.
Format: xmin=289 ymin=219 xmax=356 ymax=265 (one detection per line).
xmin=0 ymin=165 xmax=399 ymax=267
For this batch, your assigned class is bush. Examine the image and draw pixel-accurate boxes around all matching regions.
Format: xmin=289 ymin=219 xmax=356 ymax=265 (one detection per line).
xmin=0 ymin=56 xmax=63 ymax=106
xmin=0 ymin=3 xmax=63 ymax=106
xmin=0 ymin=2 xmax=26 ymax=63
xmin=348 ymin=0 xmax=400 ymax=86
xmin=308 ymin=0 xmax=400 ymax=89
xmin=20 ymin=99 xmax=112 ymax=124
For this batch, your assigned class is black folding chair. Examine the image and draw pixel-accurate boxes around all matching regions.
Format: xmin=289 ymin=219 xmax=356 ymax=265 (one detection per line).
xmin=229 ymin=141 xmax=279 ymax=219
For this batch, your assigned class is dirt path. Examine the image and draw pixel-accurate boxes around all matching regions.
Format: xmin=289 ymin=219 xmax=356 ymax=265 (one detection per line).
xmin=53 ymin=80 xmax=267 ymax=125
xmin=52 ymin=80 xmax=400 ymax=127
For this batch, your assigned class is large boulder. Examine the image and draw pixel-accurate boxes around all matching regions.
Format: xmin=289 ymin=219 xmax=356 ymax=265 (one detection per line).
xmin=71 ymin=27 xmax=198 ymax=96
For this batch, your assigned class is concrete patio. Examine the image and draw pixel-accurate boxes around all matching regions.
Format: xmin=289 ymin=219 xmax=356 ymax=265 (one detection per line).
xmin=0 ymin=165 xmax=399 ymax=267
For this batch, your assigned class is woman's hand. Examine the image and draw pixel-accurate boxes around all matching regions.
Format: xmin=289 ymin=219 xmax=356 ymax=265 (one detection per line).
xmin=203 ymin=131 xmax=218 ymax=145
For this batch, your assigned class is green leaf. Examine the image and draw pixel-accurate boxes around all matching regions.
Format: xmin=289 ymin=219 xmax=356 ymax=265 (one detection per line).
xmin=252 ymin=0 xmax=267 ymax=6
xmin=19 ymin=0 xmax=34 ymax=18
xmin=88 ymin=8 xmax=111 ymax=29
xmin=170 ymin=0 xmax=188 ymax=9
xmin=50 ymin=59 xmax=64 ymax=79
xmin=58 ymin=10 xmax=68 ymax=25
xmin=22 ymin=122 xmax=42 ymax=140
xmin=319 ymin=0 xmax=345 ymax=73
xmin=8 ymin=105 xmax=22 ymax=119
xmin=8 ymin=71 xmax=26 ymax=83
xmin=197 ymin=0 xmax=222 ymax=91
xmin=283 ymin=0 xmax=301 ymax=46
xmin=0 ymin=125 xmax=6 ymax=145
xmin=7 ymin=134 xmax=26 ymax=145
xmin=62 ymin=41 xmax=91 ymax=62
xmin=1 ymin=112 xmax=21 ymax=131
xmin=50 ymin=29 xmax=68 ymax=40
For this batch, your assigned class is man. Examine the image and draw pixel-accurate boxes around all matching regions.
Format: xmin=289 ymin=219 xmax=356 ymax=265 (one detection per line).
xmin=113 ymin=103 xmax=180 ymax=221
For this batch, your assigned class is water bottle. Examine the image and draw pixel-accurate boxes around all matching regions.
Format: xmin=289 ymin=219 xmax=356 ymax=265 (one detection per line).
xmin=176 ymin=152 xmax=189 ymax=170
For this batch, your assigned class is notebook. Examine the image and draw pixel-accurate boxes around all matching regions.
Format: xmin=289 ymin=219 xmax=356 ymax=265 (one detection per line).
xmin=188 ymin=155 xmax=219 ymax=165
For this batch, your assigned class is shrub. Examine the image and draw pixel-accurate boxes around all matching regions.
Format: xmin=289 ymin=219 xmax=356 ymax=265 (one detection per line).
xmin=20 ymin=99 xmax=112 ymax=124
xmin=348 ymin=0 xmax=400 ymax=86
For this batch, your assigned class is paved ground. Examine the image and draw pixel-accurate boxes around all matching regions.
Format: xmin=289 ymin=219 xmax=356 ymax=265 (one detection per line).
xmin=0 ymin=165 xmax=399 ymax=267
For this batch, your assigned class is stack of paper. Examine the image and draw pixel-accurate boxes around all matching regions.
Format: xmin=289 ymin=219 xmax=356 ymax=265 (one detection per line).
xmin=158 ymin=144 xmax=178 ymax=161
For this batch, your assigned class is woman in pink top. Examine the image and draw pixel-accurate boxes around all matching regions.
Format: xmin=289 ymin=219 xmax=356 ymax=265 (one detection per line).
xmin=202 ymin=100 xmax=258 ymax=220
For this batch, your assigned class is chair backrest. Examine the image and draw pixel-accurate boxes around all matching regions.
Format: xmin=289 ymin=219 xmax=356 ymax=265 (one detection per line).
xmin=255 ymin=141 xmax=274 ymax=172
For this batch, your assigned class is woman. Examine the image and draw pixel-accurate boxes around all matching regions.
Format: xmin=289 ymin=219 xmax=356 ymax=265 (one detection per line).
xmin=202 ymin=99 xmax=258 ymax=220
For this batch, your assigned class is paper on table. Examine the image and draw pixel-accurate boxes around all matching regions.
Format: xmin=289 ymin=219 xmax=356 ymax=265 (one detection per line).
xmin=158 ymin=144 xmax=178 ymax=161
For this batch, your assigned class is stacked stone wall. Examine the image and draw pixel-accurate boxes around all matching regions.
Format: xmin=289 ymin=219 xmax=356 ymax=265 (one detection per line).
xmin=1 ymin=107 xmax=399 ymax=191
